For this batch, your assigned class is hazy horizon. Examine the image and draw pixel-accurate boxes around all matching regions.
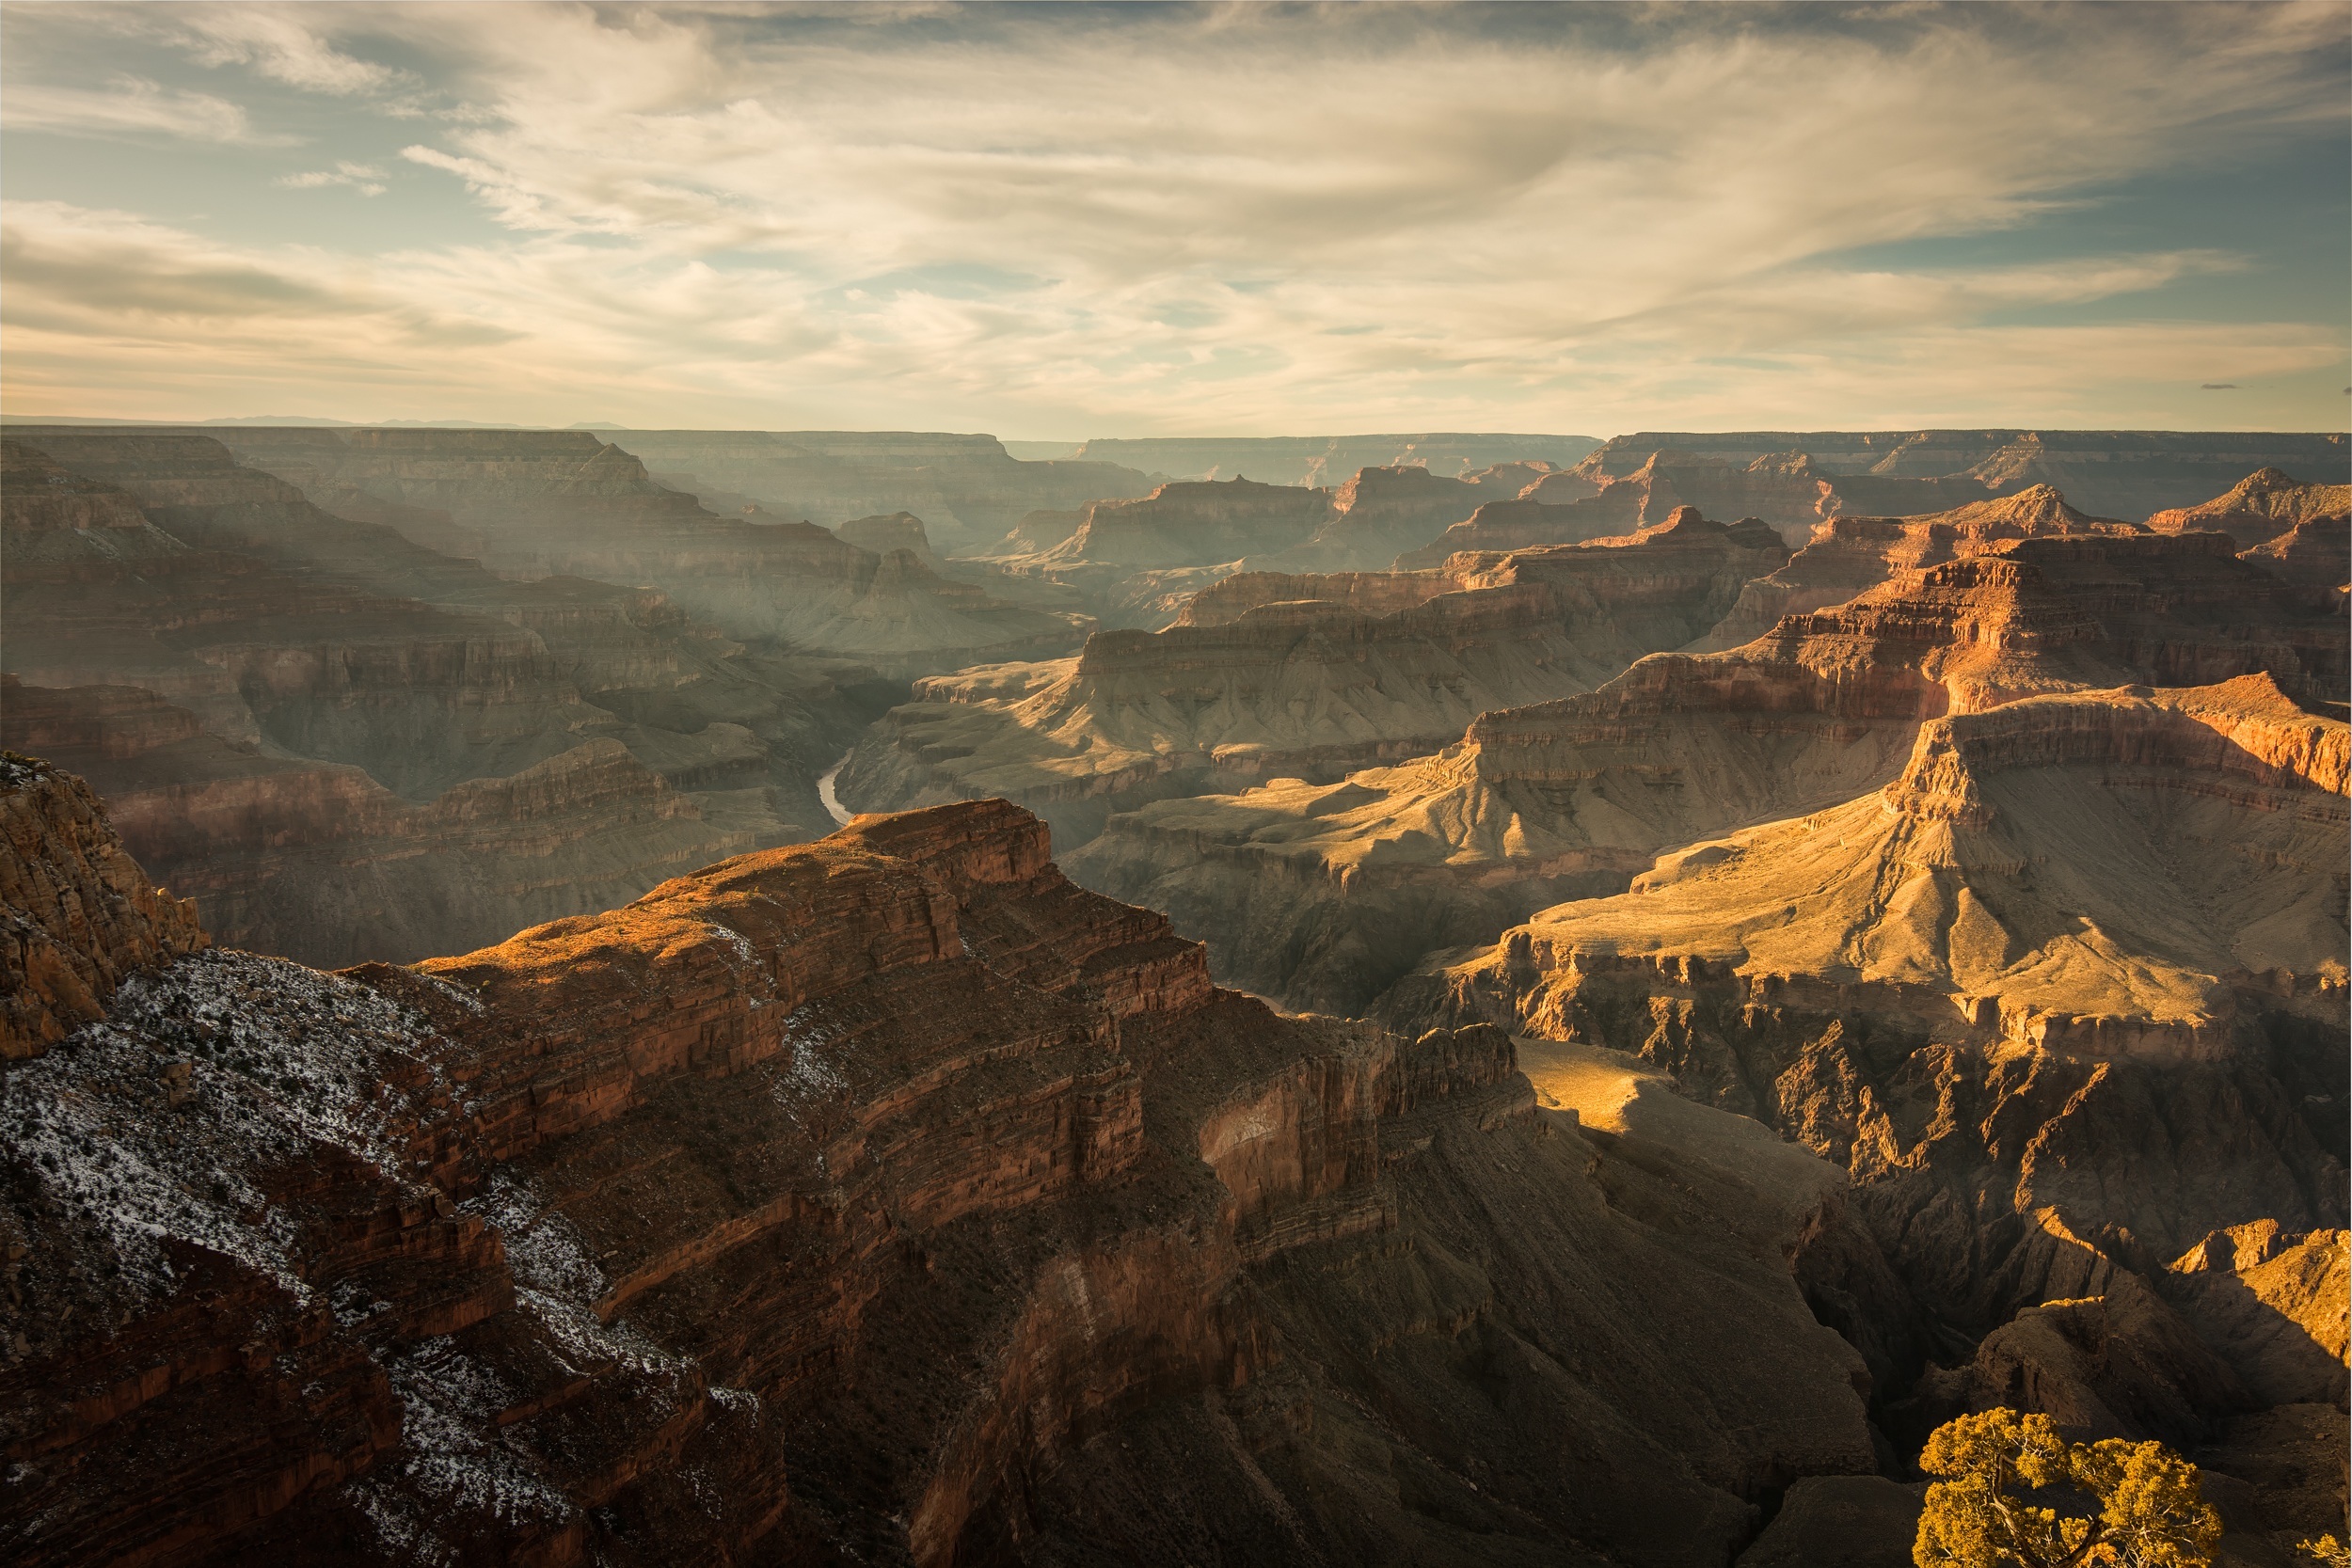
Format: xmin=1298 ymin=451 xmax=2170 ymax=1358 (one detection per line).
xmin=4 ymin=2 xmax=2349 ymax=438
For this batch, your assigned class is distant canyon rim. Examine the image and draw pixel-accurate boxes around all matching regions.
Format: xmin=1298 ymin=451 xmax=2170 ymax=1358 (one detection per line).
xmin=2 ymin=418 xmax=2344 ymax=1567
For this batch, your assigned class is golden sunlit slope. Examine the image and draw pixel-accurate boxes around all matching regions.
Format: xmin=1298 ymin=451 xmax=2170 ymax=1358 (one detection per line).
xmin=1427 ymin=674 xmax=2346 ymax=1055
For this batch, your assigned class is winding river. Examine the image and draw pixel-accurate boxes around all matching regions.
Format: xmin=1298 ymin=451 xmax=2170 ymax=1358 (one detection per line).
xmin=816 ymin=752 xmax=855 ymax=827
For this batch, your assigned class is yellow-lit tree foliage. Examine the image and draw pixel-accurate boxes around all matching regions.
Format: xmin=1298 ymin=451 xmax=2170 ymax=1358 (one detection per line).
xmin=1913 ymin=1409 xmax=2223 ymax=1568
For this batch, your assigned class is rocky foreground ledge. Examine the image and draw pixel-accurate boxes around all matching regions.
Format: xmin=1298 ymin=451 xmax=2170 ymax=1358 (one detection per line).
xmin=3 ymin=768 xmax=1899 ymax=1567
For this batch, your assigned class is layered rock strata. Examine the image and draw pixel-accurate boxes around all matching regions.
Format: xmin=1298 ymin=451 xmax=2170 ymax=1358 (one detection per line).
xmin=2148 ymin=467 xmax=2352 ymax=596
xmin=175 ymin=425 xmax=1093 ymax=673
xmin=1376 ymin=674 xmax=2348 ymax=1547
xmin=0 ymin=756 xmax=204 ymax=1057
xmin=1576 ymin=430 xmax=2348 ymax=521
xmin=0 ymin=780 xmax=1885 ymax=1566
xmin=1694 ymin=485 xmax=2145 ymax=650
xmin=0 ymin=681 xmax=762 ymax=969
xmin=2147 ymin=467 xmax=2352 ymax=549
xmin=837 ymin=512 xmax=1788 ymax=849
xmin=1072 ymin=531 xmax=2349 ymax=1013
xmin=597 ymin=428 xmax=1155 ymax=552
xmin=1 ymin=433 xmax=895 ymax=962
xmin=1409 ymin=450 xmax=2009 ymax=562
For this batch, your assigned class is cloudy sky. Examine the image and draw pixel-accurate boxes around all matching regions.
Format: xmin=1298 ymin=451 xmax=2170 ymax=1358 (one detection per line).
xmin=3 ymin=2 xmax=2346 ymax=437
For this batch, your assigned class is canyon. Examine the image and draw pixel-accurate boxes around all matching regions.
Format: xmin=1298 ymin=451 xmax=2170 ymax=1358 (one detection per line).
xmin=836 ymin=510 xmax=1788 ymax=849
xmin=0 ymin=431 xmax=898 ymax=965
xmin=1071 ymin=525 xmax=2347 ymax=1014
xmin=4 ymin=767 xmax=1898 ymax=1567
xmin=3 ymin=426 xmax=2344 ymax=1563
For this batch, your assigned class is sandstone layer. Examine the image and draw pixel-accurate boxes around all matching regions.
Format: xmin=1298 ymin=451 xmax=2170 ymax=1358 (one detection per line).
xmin=1072 ymin=531 xmax=2348 ymax=1013
xmin=1374 ymin=673 xmax=2347 ymax=1554
xmin=1694 ymin=485 xmax=2145 ymax=650
xmin=0 ymin=777 xmax=1891 ymax=1567
xmin=2147 ymin=467 xmax=2352 ymax=549
xmin=0 ymin=755 xmax=204 ymax=1058
xmin=838 ymin=512 xmax=1788 ymax=849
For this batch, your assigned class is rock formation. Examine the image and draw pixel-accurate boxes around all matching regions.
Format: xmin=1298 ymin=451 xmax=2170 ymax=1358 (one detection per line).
xmin=1 ymin=432 xmax=897 ymax=964
xmin=1067 ymin=432 xmax=1600 ymax=488
xmin=1694 ymin=485 xmax=2145 ymax=650
xmin=837 ymin=512 xmax=1788 ymax=849
xmin=1575 ymin=430 xmax=2348 ymax=522
xmin=597 ymin=427 xmax=1156 ymax=552
xmin=0 ymin=754 xmax=204 ymax=1057
xmin=1073 ymin=531 xmax=2347 ymax=1014
xmin=1041 ymin=475 xmax=1336 ymax=568
xmin=1374 ymin=672 xmax=2346 ymax=1555
xmin=2148 ymin=467 xmax=2352 ymax=597
xmin=2147 ymin=467 xmax=2352 ymax=549
xmin=179 ymin=425 xmax=1093 ymax=674
xmin=0 ymin=774 xmax=1898 ymax=1566
xmin=833 ymin=510 xmax=937 ymax=563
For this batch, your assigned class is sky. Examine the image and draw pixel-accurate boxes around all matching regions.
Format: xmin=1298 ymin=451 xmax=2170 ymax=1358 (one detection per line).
xmin=2 ymin=1 xmax=2347 ymax=438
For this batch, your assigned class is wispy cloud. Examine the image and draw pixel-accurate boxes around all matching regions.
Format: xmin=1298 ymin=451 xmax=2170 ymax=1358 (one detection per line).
xmin=278 ymin=160 xmax=389 ymax=196
xmin=1 ymin=3 xmax=2344 ymax=431
xmin=167 ymin=5 xmax=410 ymax=96
xmin=1 ymin=74 xmax=294 ymax=146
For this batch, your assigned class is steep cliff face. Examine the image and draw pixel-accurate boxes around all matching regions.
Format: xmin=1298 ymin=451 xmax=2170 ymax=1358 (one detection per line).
xmin=1 ymin=790 xmax=1888 ymax=1567
xmin=1 ymin=682 xmax=769 ymax=969
xmin=2146 ymin=467 xmax=2352 ymax=549
xmin=2 ymin=431 xmax=897 ymax=963
xmin=1694 ymin=485 xmax=2145 ymax=651
xmin=834 ymin=510 xmax=936 ymax=563
xmin=1041 ymin=476 xmax=1336 ymax=568
xmin=1071 ymin=531 xmax=2346 ymax=1014
xmin=1377 ymin=675 xmax=2347 ymax=1510
xmin=1471 ymin=451 xmax=2005 ymax=556
xmin=2147 ymin=469 xmax=2352 ymax=598
xmin=0 ymin=759 xmax=204 ymax=1057
xmin=836 ymin=514 xmax=1788 ymax=850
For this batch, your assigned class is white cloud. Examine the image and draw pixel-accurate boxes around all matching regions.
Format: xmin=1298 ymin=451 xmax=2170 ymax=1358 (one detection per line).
xmin=278 ymin=160 xmax=389 ymax=197
xmin=0 ymin=74 xmax=293 ymax=146
xmin=168 ymin=5 xmax=408 ymax=96
xmin=1 ymin=3 xmax=2345 ymax=432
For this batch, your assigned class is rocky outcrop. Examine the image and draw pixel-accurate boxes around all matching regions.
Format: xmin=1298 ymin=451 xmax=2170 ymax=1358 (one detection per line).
xmin=1370 ymin=672 xmax=2345 ymax=1502
xmin=1402 ymin=674 xmax=2346 ymax=1056
xmin=834 ymin=510 xmax=936 ymax=562
xmin=1389 ymin=444 xmax=1990 ymax=563
xmin=0 ymin=791 xmax=1886 ymax=1566
xmin=1694 ymin=484 xmax=2145 ymax=651
xmin=2146 ymin=468 xmax=2352 ymax=598
xmin=0 ymin=758 xmax=204 ymax=1057
xmin=1577 ymin=430 xmax=2349 ymax=520
xmin=1073 ymin=531 xmax=2348 ymax=1014
xmin=838 ymin=513 xmax=1789 ymax=850
xmin=2147 ymin=467 xmax=2352 ymax=549
xmin=1041 ymin=476 xmax=1335 ymax=568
